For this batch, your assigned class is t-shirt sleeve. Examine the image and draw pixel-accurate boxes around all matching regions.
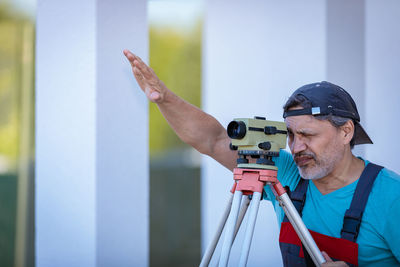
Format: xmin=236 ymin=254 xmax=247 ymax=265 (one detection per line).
xmin=382 ymin=197 xmax=400 ymax=263
xmin=263 ymin=149 xmax=301 ymax=199
xmin=383 ymin=198 xmax=400 ymax=263
xmin=263 ymin=149 xmax=301 ymax=224
xmin=273 ymin=149 xmax=301 ymax=191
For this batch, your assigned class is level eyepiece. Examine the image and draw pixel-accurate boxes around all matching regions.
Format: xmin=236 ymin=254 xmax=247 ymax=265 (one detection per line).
xmin=227 ymin=120 xmax=247 ymax=139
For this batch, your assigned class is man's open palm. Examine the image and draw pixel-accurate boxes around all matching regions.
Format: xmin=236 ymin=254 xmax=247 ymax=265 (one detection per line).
xmin=123 ymin=49 xmax=166 ymax=103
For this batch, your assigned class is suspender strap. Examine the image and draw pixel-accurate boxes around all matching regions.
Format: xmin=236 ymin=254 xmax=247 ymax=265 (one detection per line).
xmin=288 ymin=178 xmax=309 ymax=216
xmin=340 ymin=163 xmax=383 ymax=242
xmin=285 ymin=179 xmax=316 ymax=267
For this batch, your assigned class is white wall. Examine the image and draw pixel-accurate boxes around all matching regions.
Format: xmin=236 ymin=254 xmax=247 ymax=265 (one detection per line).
xmin=365 ymin=0 xmax=400 ymax=173
xmin=35 ymin=0 xmax=149 ymax=266
xmin=326 ymin=0 xmax=366 ymax=157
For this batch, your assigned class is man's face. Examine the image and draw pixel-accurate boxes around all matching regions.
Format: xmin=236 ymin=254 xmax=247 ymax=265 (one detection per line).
xmin=284 ymin=113 xmax=346 ymax=180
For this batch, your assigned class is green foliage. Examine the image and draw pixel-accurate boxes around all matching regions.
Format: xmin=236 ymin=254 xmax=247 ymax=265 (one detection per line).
xmin=149 ymin=21 xmax=202 ymax=156
xmin=0 ymin=10 xmax=26 ymax=165
xmin=0 ymin=4 xmax=35 ymax=267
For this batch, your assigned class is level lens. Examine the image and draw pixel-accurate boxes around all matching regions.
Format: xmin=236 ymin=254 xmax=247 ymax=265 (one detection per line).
xmin=227 ymin=121 xmax=246 ymax=139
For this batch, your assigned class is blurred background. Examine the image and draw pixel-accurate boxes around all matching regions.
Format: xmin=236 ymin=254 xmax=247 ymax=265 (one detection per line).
xmin=0 ymin=0 xmax=203 ymax=266
xmin=148 ymin=1 xmax=202 ymax=266
xmin=0 ymin=1 xmax=35 ymax=266
xmin=2 ymin=0 xmax=400 ymax=266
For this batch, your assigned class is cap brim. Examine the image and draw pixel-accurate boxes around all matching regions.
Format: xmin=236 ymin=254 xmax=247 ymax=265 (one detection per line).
xmin=354 ymin=122 xmax=373 ymax=145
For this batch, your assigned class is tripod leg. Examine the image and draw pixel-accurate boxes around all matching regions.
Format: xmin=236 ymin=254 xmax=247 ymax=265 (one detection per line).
xmin=213 ymin=195 xmax=250 ymax=267
xmin=278 ymin=192 xmax=325 ymax=266
xmin=238 ymin=192 xmax=262 ymax=267
xmin=233 ymin=195 xmax=251 ymax=241
xmin=200 ymin=193 xmax=234 ymax=267
xmin=219 ymin=190 xmax=243 ymax=267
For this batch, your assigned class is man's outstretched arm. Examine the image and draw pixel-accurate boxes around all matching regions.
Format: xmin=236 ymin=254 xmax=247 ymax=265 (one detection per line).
xmin=123 ymin=49 xmax=237 ymax=171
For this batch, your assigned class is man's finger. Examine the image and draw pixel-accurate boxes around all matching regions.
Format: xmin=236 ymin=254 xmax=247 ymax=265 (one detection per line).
xmin=149 ymin=91 xmax=161 ymax=102
xmin=123 ymin=49 xmax=137 ymax=59
xmin=131 ymin=54 xmax=155 ymax=80
xmin=133 ymin=67 xmax=148 ymax=90
xmin=133 ymin=66 xmax=143 ymax=80
xmin=124 ymin=51 xmax=153 ymax=82
xmin=322 ymin=251 xmax=333 ymax=262
xmin=133 ymin=57 xmax=154 ymax=80
xmin=123 ymin=50 xmax=138 ymax=68
xmin=144 ymin=87 xmax=160 ymax=102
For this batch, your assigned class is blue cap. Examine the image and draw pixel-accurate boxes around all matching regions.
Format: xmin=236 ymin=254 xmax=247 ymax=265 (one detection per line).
xmin=283 ymin=81 xmax=372 ymax=145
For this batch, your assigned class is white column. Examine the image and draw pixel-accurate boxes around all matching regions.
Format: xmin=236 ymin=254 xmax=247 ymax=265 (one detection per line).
xmin=326 ymin=0 xmax=366 ymax=157
xmin=35 ymin=0 xmax=148 ymax=266
xmin=365 ymin=0 xmax=400 ymax=173
xmin=203 ymin=1 xmax=326 ymax=266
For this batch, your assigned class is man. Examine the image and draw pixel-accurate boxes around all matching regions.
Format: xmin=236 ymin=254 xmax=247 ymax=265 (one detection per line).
xmin=123 ymin=49 xmax=400 ymax=266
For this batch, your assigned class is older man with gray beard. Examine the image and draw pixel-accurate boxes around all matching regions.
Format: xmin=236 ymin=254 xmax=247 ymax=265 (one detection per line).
xmin=124 ymin=50 xmax=400 ymax=267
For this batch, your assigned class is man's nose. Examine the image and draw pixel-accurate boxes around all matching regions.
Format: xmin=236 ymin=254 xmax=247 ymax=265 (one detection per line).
xmin=290 ymin=136 xmax=306 ymax=154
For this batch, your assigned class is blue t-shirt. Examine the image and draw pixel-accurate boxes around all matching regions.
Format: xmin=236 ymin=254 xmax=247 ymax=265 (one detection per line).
xmin=264 ymin=149 xmax=400 ymax=266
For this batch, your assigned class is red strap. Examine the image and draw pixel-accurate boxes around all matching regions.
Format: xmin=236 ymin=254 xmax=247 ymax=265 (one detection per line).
xmin=279 ymin=222 xmax=358 ymax=266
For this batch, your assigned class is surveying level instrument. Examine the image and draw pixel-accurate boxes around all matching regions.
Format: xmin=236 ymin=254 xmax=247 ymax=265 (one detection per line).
xmin=199 ymin=116 xmax=326 ymax=267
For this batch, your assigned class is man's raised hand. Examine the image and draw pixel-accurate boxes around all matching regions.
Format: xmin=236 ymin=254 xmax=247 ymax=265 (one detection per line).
xmin=123 ymin=50 xmax=236 ymax=171
xmin=123 ymin=49 xmax=167 ymax=103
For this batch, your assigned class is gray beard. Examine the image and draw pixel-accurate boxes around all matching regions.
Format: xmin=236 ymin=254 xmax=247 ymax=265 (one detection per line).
xmin=297 ymin=152 xmax=342 ymax=180
xmin=298 ymin=164 xmax=332 ymax=180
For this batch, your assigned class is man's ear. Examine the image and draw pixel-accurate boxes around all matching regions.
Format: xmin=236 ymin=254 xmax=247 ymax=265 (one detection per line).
xmin=341 ymin=120 xmax=355 ymax=145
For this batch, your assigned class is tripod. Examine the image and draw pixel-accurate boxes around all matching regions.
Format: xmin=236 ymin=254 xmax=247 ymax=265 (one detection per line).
xmin=199 ymin=163 xmax=326 ymax=267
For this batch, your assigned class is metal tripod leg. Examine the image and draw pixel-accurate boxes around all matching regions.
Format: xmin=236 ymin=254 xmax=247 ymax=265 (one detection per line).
xmin=271 ymin=182 xmax=325 ymax=266
xmin=238 ymin=192 xmax=262 ymax=267
xmin=213 ymin=195 xmax=251 ymax=267
xmin=200 ymin=167 xmax=325 ymax=266
xmin=200 ymin=193 xmax=251 ymax=267
xmin=218 ymin=190 xmax=243 ymax=267
xmin=234 ymin=195 xmax=251 ymax=241
xmin=278 ymin=192 xmax=325 ymax=266
xmin=200 ymin=193 xmax=234 ymax=267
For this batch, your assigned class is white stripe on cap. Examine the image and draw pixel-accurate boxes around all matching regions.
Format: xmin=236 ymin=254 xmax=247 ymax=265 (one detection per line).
xmin=311 ymin=107 xmax=321 ymax=115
